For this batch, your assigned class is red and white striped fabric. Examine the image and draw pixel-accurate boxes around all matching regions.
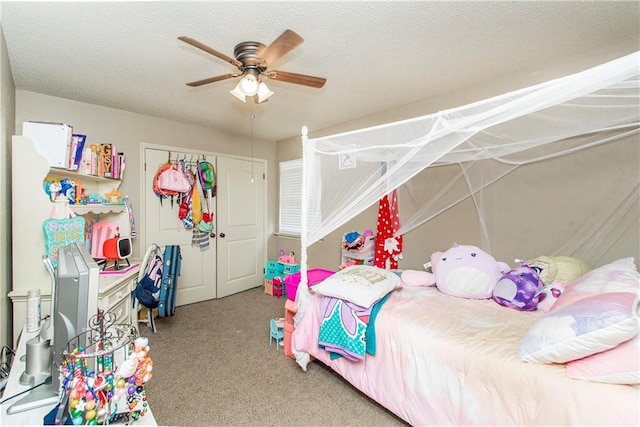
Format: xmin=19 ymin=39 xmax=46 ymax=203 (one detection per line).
xmin=374 ymin=189 xmax=402 ymax=269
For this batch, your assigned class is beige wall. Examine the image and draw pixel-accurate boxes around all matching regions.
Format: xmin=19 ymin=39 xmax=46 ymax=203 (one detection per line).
xmin=276 ymin=39 xmax=640 ymax=272
xmin=14 ymin=91 xmax=279 ymax=260
xmin=3 ymin=92 xmax=278 ymax=345
xmin=0 ymin=23 xmax=16 ymax=353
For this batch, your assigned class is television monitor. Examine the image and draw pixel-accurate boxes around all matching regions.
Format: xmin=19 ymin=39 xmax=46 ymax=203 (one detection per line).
xmin=7 ymin=242 xmax=100 ymax=415
xmin=70 ymin=242 xmax=100 ymax=324
xmin=52 ymin=243 xmax=100 ymax=381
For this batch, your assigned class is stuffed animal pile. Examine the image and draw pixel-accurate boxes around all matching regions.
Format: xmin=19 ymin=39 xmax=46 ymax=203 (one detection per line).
xmin=401 ymin=244 xmax=591 ymax=312
xmin=526 ymin=255 xmax=591 ymax=311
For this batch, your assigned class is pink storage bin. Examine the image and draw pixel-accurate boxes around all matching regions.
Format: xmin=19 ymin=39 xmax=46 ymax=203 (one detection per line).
xmin=285 ymin=268 xmax=335 ymax=301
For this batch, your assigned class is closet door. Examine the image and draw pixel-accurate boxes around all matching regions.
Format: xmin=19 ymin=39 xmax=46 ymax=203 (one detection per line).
xmin=143 ymin=147 xmax=266 ymax=304
xmin=144 ymin=148 xmax=216 ymax=305
xmin=215 ymin=156 xmax=266 ymax=298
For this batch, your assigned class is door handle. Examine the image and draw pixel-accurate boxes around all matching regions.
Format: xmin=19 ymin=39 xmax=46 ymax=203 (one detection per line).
xmin=219 ymin=233 xmax=225 ymax=238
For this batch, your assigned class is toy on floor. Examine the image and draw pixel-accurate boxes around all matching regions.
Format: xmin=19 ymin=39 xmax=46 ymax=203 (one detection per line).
xmin=270 ymin=318 xmax=285 ymax=350
xmin=272 ymin=276 xmax=285 ymax=298
xmin=401 ymin=243 xmax=510 ymax=299
xmin=278 ymin=249 xmax=296 ymax=265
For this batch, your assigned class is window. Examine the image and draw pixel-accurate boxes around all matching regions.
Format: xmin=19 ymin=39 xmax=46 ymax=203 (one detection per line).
xmin=279 ymin=159 xmax=303 ymax=235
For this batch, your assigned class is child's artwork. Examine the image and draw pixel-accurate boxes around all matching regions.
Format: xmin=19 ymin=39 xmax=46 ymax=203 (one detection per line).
xmin=42 ymin=216 xmax=86 ymax=267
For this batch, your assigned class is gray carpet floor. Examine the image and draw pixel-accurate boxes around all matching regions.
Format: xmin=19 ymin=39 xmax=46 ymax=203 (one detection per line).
xmin=144 ymin=286 xmax=408 ymax=426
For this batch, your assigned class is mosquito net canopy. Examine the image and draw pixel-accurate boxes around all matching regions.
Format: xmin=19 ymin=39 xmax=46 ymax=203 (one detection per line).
xmin=296 ymin=51 xmax=639 ymax=315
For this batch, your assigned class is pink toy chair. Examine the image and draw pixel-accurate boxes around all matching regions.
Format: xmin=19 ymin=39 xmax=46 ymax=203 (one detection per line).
xmin=269 ymin=318 xmax=284 ymax=350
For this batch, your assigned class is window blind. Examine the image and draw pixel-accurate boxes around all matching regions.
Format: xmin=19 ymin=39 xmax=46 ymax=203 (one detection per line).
xmin=279 ymin=159 xmax=303 ymax=235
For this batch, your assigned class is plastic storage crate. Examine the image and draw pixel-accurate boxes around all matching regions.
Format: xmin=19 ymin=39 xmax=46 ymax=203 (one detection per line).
xmin=282 ymin=263 xmax=300 ymax=275
xmin=284 ymin=268 xmax=336 ymax=302
xmin=264 ymin=277 xmax=274 ymax=296
xmin=266 ymin=260 xmax=282 ymax=271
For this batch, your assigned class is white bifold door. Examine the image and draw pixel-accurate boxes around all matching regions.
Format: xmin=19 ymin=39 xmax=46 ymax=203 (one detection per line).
xmin=143 ymin=147 xmax=266 ymax=306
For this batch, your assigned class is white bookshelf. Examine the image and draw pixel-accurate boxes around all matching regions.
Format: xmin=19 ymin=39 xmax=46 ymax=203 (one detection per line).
xmin=8 ymin=136 xmax=131 ymax=344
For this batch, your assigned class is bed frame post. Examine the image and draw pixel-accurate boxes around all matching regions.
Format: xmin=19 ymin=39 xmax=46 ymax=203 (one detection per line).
xmin=299 ymin=126 xmax=309 ymax=313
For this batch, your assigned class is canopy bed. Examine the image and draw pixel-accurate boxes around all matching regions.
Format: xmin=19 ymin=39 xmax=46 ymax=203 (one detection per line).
xmin=291 ymin=51 xmax=640 ymax=426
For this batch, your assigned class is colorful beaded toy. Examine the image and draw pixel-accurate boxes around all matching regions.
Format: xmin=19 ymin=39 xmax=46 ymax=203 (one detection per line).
xmin=57 ymin=310 xmax=153 ymax=425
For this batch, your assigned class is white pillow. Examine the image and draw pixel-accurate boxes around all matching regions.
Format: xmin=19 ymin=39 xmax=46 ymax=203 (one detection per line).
xmin=311 ymin=265 xmax=400 ymax=308
xmin=517 ymin=292 xmax=639 ymax=364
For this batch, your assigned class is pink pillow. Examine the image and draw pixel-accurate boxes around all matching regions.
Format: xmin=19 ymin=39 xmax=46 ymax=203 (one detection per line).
xmin=552 ymin=257 xmax=639 ymax=311
xmin=566 ymin=325 xmax=639 ymax=385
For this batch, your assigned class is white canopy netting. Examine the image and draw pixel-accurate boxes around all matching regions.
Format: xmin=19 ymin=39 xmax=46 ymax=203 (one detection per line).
xmin=296 ymin=51 xmax=639 ymax=316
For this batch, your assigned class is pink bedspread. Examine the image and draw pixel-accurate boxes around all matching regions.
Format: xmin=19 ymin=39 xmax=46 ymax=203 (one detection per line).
xmin=292 ymin=286 xmax=640 ymax=426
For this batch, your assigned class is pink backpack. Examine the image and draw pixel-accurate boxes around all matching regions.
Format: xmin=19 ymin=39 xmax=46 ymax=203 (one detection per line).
xmin=157 ymin=160 xmax=192 ymax=194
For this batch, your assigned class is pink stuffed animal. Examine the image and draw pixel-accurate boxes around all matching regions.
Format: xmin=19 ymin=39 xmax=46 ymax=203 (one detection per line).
xmin=401 ymin=243 xmax=510 ymax=299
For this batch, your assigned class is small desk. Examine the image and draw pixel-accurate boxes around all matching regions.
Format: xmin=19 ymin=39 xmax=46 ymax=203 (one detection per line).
xmin=8 ymin=263 xmax=141 ymax=348
xmin=0 ymin=328 xmax=157 ymax=425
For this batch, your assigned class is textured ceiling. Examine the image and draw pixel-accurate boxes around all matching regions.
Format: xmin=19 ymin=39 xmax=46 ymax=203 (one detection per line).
xmin=1 ymin=1 xmax=638 ymax=141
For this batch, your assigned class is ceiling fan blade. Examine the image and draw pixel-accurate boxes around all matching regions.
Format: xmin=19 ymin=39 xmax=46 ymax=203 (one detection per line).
xmin=178 ymin=36 xmax=242 ymax=68
xmin=186 ymin=73 xmax=238 ymax=87
xmin=267 ymin=70 xmax=326 ymax=88
xmin=258 ymin=29 xmax=304 ymax=66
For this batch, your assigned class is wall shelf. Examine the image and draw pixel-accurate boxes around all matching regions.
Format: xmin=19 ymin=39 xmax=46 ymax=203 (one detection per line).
xmin=70 ymin=204 xmax=126 ymax=215
xmin=10 ymin=135 xmax=131 ymax=345
xmin=48 ymin=167 xmax=121 ymax=183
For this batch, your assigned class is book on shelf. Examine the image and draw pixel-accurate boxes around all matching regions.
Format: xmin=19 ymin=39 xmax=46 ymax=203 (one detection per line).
xmin=22 ymin=121 xmax=126 ymax=179
xmin=69 ymin=134 xmax=87 ymax=171
xmin=112 ymin=152 xmax=125 ymax=180
xmin=79 ymin=146 xmax=93 ymax=175
xmin=91 ymin=144 xmax=100 ymax=176
xmin=100 ymin=143 xmax=114 ymax=178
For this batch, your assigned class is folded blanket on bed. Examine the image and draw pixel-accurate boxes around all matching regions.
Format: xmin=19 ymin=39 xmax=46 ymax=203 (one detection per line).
xmin=318 ymin=292 xmax=391 ymax=361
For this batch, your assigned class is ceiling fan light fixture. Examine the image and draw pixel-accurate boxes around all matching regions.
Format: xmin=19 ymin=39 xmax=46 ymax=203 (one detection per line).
xmin=180 ymin=30 xmax=326 ymax=101
xmin=239 ymin=73 xmax=259 ymax=96
xmin=230 ymin=81 xmax=247 ymax=103
xmin=257 ymin=82 xmax=274 ymax=103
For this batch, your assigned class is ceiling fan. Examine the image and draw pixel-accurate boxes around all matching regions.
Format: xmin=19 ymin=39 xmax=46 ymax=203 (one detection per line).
xmin=178 ymin=29 xmax=326 ymax=103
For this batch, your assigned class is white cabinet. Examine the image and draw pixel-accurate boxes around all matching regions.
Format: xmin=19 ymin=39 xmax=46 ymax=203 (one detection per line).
xmin=8 ymin=136 xmax=133 ymax=345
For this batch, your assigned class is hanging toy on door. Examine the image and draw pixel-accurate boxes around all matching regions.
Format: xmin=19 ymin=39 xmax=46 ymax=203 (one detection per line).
xmin=153 ymin=152 xmax=192 ymax=208
xmin=152 ymin=162 xmax=178 ymax=207
xmin=197 ymin=158 xmax=216 ymax=199
xmin=196 ymin=156 xmax=216 ymax=237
